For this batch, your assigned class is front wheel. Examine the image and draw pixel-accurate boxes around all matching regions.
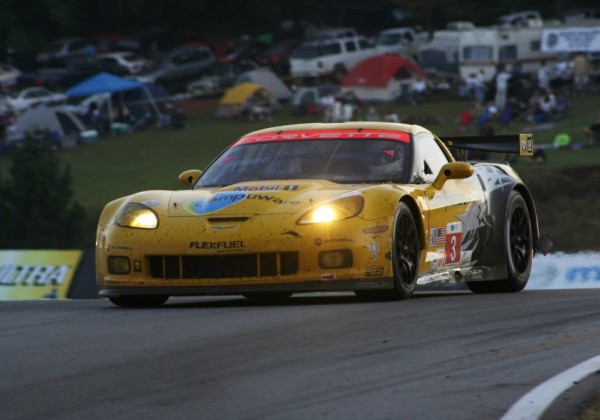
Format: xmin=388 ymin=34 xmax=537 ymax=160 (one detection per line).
xmin=357 ymin=203 xmax=419 ymax=301
xmin=108 ymin=295 xmax=169 ymax=307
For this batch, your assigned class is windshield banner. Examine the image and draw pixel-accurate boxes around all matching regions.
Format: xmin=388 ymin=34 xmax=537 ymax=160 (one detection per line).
xmin=0 ymin=250 xmax=83 ymax=300
xmin=542 ymin=27 xmax=600 ymax=52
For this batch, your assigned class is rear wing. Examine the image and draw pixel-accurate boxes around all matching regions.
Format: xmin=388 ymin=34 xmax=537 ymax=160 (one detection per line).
xmin=439 ymin=134 xmax=534 ymax=157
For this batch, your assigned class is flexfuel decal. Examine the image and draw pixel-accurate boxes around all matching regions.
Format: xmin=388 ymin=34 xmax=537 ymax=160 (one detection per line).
xmin=0 ymin=250 xmax=83 ymax=300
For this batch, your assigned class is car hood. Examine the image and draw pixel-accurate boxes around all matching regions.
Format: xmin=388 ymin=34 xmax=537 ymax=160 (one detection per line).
xmin=164 ymin=180 xmax=368 ymax=217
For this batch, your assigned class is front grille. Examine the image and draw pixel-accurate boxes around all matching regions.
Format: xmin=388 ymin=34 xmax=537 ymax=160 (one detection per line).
xmin=148 ymin=252 xmax=299 ymax=280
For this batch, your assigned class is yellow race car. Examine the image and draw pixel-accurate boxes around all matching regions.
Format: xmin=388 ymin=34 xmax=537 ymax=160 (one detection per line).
xmin=96 ymin=122 xmax=546 ymax=307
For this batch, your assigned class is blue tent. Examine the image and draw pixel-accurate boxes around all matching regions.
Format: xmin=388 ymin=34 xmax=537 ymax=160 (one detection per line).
xmin=66 ymin=72 xmax=143 ymax=97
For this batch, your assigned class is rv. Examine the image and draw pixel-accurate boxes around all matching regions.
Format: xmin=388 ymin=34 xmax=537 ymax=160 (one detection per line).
xmin=458 ymin=18 xmax=561 ymax=81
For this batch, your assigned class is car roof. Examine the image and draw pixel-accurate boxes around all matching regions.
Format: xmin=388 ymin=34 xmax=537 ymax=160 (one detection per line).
xmin=245 ymin=122 xmax=429 ymax=136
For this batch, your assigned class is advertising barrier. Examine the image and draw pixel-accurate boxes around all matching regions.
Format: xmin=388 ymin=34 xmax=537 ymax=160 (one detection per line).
xmin=542 ymin=27 xmax=600 ymax=53
xmin=528 ymin=252 xmax=600 ymax=290
xmin=0 ymin=250 xmax=83 ymax=300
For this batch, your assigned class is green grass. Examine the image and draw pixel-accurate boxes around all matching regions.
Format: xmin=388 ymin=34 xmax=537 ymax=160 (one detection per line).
xmin=1 ymin=93 xmax=599 ymax=248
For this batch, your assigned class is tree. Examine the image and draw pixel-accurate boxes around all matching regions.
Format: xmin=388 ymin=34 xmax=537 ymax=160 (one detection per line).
xmin=0 ymin=139 xmax=86 ymax=249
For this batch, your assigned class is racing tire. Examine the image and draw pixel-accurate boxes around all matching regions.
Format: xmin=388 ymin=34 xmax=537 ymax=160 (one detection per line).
xmin=108 ymin=295 xmax=169 ymax=307
xmin=356 ymin=203 xmax=419 ymax=301
xmin=242 ymin=292 xmax=293 ymax=302
xmin=466 ymin=190 xmax=533 ymax=293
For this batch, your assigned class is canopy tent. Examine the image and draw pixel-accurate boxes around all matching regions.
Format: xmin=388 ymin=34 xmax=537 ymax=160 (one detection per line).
xmin=340 ymin=54 xmax=427 ymax=102
xmin=66 ymin=72 xmax=144 ymax=97
xmin=66 ymin=72 xmax=161 ymax=126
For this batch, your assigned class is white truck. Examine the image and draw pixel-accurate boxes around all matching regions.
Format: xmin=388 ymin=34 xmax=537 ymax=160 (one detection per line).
xmin=289 ymin=35 xmax=377 ymax=80
xmin=373 ymin=27 xmax=430 ymax=58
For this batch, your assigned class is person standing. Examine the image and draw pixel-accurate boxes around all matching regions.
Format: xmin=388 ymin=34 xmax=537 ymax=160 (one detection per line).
xmin=494 ymin=65 xmax=511 ymax=113
xmin=573 ymin=52 xmax=591 ymax=95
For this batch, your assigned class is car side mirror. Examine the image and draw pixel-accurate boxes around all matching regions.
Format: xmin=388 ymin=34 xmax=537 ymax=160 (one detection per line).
xmin=432 ymin=162 xmax=474 ymax=190
xmin=178 ymin=169 xmax=202 ymax=188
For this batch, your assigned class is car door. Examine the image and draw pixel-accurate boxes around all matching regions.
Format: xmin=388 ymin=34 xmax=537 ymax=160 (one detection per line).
xmin=412 ymin=132 xmax=487 ymax=271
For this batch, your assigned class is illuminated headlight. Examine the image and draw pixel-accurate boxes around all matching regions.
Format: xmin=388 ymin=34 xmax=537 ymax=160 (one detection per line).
xmin=116 ymin=203 xmax=158 ymax=229
xmin=297 ymin=195 xmax=364 ymax=225
xmin=108 ymin=256 xmax=130 ymax=274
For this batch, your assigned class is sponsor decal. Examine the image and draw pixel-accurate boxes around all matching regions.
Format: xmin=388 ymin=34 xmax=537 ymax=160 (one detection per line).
xmin=429 ymin=193 xmax=467 ymax=207
xmin=365 ymin=266 xmax=384 ymax=277
xmin=445 ymin=222 xmax=462 ymax=264
xmin=234 ymin=184 xmax=300 ymax=191
xmin=246 ymin=194 xmax=300 ymax=205
xmin=189 ymin=241 xmax=246 ymax=250
xmin=429 ymin=227 xmax=446 ymax=248
xmin=187 ymin=192 xmax=248 ymax=215
xmin=320 ymin=273 xmax=337 ymax=281
xmin=237 ymin=129 xmax=411 ymax=145
xmin=107 ymin=244 xmax=133 ymax=251
xmin=369 ymin=242 xmax=379 ymax=261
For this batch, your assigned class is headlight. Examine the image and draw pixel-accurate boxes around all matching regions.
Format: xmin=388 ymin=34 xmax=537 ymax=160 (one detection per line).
xmin=297 ymin=195 xmax=364 ymax=225
xmin=116 ymin=203 xmax=158 ymax=229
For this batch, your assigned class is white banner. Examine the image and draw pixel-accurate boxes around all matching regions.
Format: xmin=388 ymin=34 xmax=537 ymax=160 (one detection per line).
xmin=528 ymin=252 xmax=600 ymax=290
xmin=542 ymin=27 xmax=600 ymax=52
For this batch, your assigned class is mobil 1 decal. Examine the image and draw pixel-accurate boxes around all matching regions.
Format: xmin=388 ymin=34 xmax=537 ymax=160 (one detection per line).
xmin=445 ymin=221 xmax=462 ymax=264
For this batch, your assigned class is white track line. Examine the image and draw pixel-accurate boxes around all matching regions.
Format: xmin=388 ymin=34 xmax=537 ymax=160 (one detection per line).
xmin=501 ymin=355 xmax=600 ymax=420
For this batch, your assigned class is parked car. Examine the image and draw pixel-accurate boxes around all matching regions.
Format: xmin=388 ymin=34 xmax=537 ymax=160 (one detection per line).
xmin=374 ymin=27 xmax=430 ymax=58
xmin=17 ymin=56 xmax=104 ymax=90
xmin=289 ymin=35 xmax=376 ymax=80
xmin=0 ymin=63 xmax=22 ymax=91
xmin=137 ymin=44 xmax=216 ymax=92
xmin=94 ymin=122 xmax=545 ymax=307
xmin=7 ymin=86 xmax=67 ymax=111
xmin=97 ymin=51 xmax=149 ymax=75
xmin=36 ymin=37 xmax=92 ymax=64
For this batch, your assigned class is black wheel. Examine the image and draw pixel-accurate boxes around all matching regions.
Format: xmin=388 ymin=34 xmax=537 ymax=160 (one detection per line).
xmin=109 ymin=295 xmax=169 ymax=307
xmin=391 ymin=203 xmax=420 ymax=298
xmin=467 ymin=190 xmax=533 ymax=293
xmin=357 ymin=203 xmax=419 ymax=301
xmin=242 ymin=292 xmax=293 ymax=302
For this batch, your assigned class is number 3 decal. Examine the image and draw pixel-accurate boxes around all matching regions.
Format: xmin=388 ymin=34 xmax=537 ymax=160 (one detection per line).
xmin=445 ymin=222 xmax=462 ymax=264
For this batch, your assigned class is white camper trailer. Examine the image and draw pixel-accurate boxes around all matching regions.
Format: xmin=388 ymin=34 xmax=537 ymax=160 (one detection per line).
xmin=416 ymin=22 xmax=475 ymax=74
xmin=458 ymin=19 xmax=560 ymax=81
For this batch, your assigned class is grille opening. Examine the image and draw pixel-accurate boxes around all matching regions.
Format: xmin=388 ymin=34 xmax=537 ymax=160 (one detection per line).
xmin=148 ymin=252 xmax=299 ymax=279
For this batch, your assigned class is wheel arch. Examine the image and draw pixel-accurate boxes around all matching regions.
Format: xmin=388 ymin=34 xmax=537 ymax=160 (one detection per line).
xmin=399 ymin=195 xmax=426 ymax=251
xmin=512 ymin=183 xmax=540 ymax=253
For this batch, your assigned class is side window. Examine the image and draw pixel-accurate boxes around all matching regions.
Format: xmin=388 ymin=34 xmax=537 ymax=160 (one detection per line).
xmin=345 ymin=41 xmax=357 ymax=52
xmin=499 ymin=45 xmax=517 ymax=61
xmin=412 ymin=132 xmax=450 ymax=183
xmin=358 ymin=39 xmax=372 ymax=49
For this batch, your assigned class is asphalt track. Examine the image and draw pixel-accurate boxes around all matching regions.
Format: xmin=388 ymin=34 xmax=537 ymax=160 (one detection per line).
xmin=1 ymin=288 xmax=600 ymax=420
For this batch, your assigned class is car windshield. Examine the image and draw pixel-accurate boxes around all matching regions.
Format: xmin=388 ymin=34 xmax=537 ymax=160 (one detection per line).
xmin=196 ymin=138 xmax=410 ymax=188
xmin=290 ymin=43 xmax=341 ymax=59
xmin=376 ymin=33 xmax=403 ymax=46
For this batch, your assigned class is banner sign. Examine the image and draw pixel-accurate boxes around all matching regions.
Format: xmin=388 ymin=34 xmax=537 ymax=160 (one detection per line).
xmin=528 ymin=252 xmax=600 ymax=290
xmin=0 ymin=250 xmax=83 ymax=300
xmin=542 ymin=27 xmax=600 ymax=52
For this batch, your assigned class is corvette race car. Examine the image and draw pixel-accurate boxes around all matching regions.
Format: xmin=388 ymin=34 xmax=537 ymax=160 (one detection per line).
xmin=96 ymin=122 xmax=547 ymax=307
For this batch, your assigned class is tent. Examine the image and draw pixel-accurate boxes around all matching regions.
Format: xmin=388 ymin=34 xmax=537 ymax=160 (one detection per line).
xmin=66 ymin=72 xmax=161 ymax=126
xmin=215 ymin=82 xmax=278 ymax=118
xmin=234 ymin=68 xmax=292 ymax=101
xmin=6 ymin=104 xmax=97 ymax=148
xmin=340 ymin=54 xmax=427 ymax=102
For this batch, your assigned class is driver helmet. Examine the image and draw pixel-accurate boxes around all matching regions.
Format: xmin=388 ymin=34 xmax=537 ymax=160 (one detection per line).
xmin=369 ymin=144 xmax=404 ymax=175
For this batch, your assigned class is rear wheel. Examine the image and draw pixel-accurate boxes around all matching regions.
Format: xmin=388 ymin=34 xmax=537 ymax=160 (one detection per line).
xmin=467 ymin=190 xmax=533 ymax=293
xmin=109 ymin=295 xmax=169 ymax=307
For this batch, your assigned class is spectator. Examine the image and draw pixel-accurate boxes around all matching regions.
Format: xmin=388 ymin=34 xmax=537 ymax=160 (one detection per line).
xmin=409 ymin=77 xmax=427 ymax=104
xmin=583 ymin=110 xmax=600 ymax=147
xmin=494 ymin=65 xmax=511 ymax=112
xmin=365 ymin=106 xmax=380 ymax=121
xmin=537 ymin=61 xmax=551 ymax=90
xmin=534 ymin=89 xmax=556 ymax=122
xmin=384 ymin=109 xmax=400 ymax=123
xmin=572 ymin=52 xmax=591 ymax=96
